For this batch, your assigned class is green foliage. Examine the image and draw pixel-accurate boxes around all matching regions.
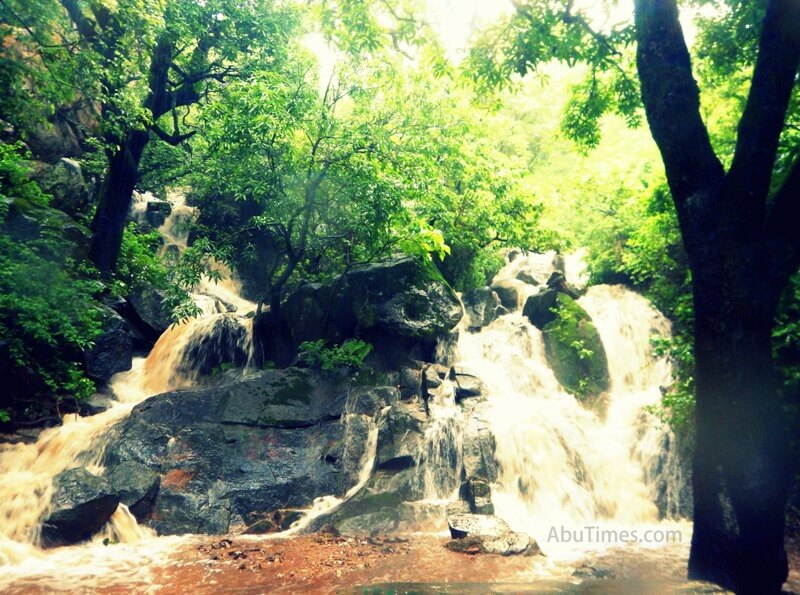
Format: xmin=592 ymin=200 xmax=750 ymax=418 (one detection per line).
xmin=114 ymin=224 xmax=168 ymax=297
xmin=0 ymin=409 xmax=10 ymax=423
xmin=115 ymin=224 xmax=231 ymax=323
xmin=542 ymin=294 xmax=609 ymax=400
xmin=0 ymin=147 xmax=103 ymax=404
xmin=297 ymin=339 xmax=373 ymax=371
xmin=0 ymin=142 xmax=50 ymax=206
xmin=185 ymin=42 xmax=555 ymax=303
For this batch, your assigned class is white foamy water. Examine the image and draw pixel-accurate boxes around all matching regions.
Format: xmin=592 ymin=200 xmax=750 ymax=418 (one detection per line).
xmin=0 ymin=190 xmax=259 ymax=584
xmin=0 ymin=246 xmax=691 ymax=589
xmin=453 ymin=253 xmax=685 ymax=559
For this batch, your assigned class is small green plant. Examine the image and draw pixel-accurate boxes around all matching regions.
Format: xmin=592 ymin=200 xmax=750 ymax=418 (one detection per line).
xmin=0 ymin=409 xmax=11 ymax=423
xmin=210 ymin=362 xmax=234 ymax=376
xmin=297 ymin=339 xmax=373 ymax=371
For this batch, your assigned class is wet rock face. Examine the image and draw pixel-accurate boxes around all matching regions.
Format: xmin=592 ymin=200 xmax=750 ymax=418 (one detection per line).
xmin=490 ymin=278 xmax=528 ymax=311
xmin=445 ymin=511 xmax=538 ymax=556
xmin=542 ymin=293 xmax=609 ymax=401
xmin=179 ymin=314 xmax=253 ymax=377
xmin=460 ymin=287 xmax=506 ymax=330
xmin=84 ymin=307 xmax=133 ymax=383
xmin=282 ymin=256 xmax=463 ymax=362
xmin=522 ymin=288 xmax=558 ymax=329
xmin=126 ymin=283 xmax=172 ymax=337
xmin=31 ymin=158 xmax=91 ymax=218
xmin=145 ymin=199 xmax=172 ymax=228
xmin=103 ymin=368 xmax=397 ymax=536
xmin=41 ymin=468 xmax=120 ymax=548
xmin=106 ymin=462 xmax=160 ymax=522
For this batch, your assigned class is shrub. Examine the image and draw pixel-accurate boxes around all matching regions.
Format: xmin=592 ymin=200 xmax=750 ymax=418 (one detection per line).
xmin=297 ymin=339 xmax=373 ymax=371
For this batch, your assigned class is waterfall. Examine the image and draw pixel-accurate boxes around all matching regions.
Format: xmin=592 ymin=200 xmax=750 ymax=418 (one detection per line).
xmin=452 ymin=253 xmax=685 ymax=555
xmin=0 ymin=190 xmax=258 ymax=562
xmin=418 ymin=379 xmax=464 ymax=501
xmin=1 ymin=235 xmax=689 ymax=583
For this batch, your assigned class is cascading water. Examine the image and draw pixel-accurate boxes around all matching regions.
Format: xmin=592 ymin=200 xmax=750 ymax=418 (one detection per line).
xmin=0 ymin=234 xmax=692 ymax=588
xmin=453 ymin=252 xmax=687 ymax=558
xmin=0 ymin=190 xmax=258 ymax=568
xmin=418 ymin=379 xmax=464 ymax=501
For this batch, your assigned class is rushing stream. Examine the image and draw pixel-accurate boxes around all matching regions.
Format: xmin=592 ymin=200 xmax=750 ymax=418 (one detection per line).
xmin=0 ymin=198 xmax=694 ymax=589
xmin=460 ymin=268 xmax=686 ymax=559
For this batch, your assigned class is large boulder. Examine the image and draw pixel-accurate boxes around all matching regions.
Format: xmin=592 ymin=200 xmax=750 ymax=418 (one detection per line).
xmin=41 ymin=468 xmax=120 ymax=547
xmin=106 ymin=461 xmax=160 ymax=522
xmin=502 ymin=250 xmax=565 ymax=287
xmin=545 ymin=270 xmax=580 ymax=299
xmin=489 ymin=278 xmax=528 ymax=311
xmin=178 ymin=314 xmax=253 ymax=377
xmin=84 ymin=306 xmax=133 ymax=383
xmin=127 ymin=282 xmax=172 ymax=337
xmin=461 ymin=287 xmax=505 ymax=330
xmin=522 ymin=288 xmax=558 ymax=329
xmin=542 ymin=294 xmax=609 ymax=401
xmin=103 ymin=368 xmax=397 ymax=535
xmin=375 ymin=402 xmax=427 ymax=471
xmin=451 ymin=366 xmax=485 ymax=401
xmin=2 ymin=196 xmax=91 ymax=261
xmin=145 ymin=199 xmax=171 ymax=228
xmin=282 ymin=256 xmax=463 ymax=361
xmin=31 ymin=158 xmax=91 ymax=217
xmin=462 ymin=407 xmax=498 ymax=483
xmin=460 ymin=477 xmax=494 ymax=515
xmin=445 ymin=512 xmax=537 ymax=556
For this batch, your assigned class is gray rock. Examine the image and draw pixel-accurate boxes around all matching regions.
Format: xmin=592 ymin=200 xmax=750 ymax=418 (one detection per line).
xmin=84 ymin=307 xmax=133 ymax=383
xmin=103 ymin=368 xmax=396 ymax=536
xmin=345 ymin=386 xmax=398 ymax=416
xmin=2 ymin=196 xmax=91 ymax=261
xmin=106 ymin=461 xmax=160 ymax=522
xmin=282 ymin=257 xmax=463 ymax=361
xmin=447 ymin=512 xmax=510 ymax=539
xmin=145 ymin=199 xmax=172 ymax=228
xmin=490 ymin=278 xmax=528 ymax=311
xmin=445 ymin=532 xmax=536 ymax=556
xmin=546 ymin=271 xmax=581 ymax=299
xmin=179 ymin=314 xmax=254 ymax=377
xmin=522 ymin=288 xmax=558 ymax=329
xmin=423 ymin=366 xmax=442 ymax=389
xmin=462 ymin=411 xmax=498 ymax=483
xmin=31 ymin=158 xmax=90 ymax=217
xmin=375 ymin=403 xmax=426 ymax=470
xmin=41 ymin=468 xmax=120 ymax=547
xmin=446 ymin=512 xmax=538 ymax=556
xmin=127 ymin=282 xmax=172 ymax=336
xmin=398 ymin=367 xmax=421 ymax=392
xmin=452 ymin=367 xmax=485 ymax=400
xmin=461 ymin=287 xmax=506 ymax=330
xmin=461 ymin=477 xmax=494 ymax=515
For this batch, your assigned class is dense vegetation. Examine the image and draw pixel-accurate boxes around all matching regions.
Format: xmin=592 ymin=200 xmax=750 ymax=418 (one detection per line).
xmin=1 ymin=1 xmax=799 ymax=591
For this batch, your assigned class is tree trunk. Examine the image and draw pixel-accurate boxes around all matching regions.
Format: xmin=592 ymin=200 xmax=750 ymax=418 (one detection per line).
xmin=88 ymin=130 xmax=149 ymax=275
xmin=688 ymin=258 xmax=789 ymax=593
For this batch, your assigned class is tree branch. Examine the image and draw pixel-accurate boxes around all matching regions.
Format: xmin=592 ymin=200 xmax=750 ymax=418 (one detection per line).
xmin=633 ymin=0 xmax=724 ymax=238
xmin=724 ymin=0 xmax=800 ymax=226
xmin=60 ymin=0 xmax=99 ymax=42
xmin=151 ymin=123 xmax=196 ymax=145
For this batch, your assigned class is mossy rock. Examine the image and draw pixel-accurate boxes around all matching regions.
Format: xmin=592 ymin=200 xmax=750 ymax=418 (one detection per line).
xmin=542 ymin=294 xmax=609 ymax=401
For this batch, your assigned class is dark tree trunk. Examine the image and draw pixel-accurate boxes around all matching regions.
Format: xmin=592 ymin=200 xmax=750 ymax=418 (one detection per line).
xmin=633 ymin=0 xmax=800 ymax=591
xmin=88 ymin=130 xmax=149 ymax=275
xmin=688 ymin=251 xmax=789 ymax=593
